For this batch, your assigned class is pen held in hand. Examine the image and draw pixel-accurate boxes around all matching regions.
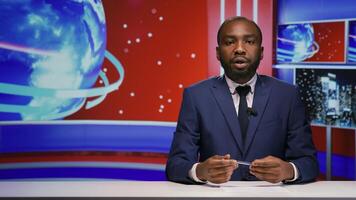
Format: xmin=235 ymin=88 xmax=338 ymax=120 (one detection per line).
xmin=237 ymin=161 xmax=251 ymax=166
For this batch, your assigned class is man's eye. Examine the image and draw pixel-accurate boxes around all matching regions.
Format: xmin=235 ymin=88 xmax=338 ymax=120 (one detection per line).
xmin=225 ymin=40 xmax=234 ymax=45
xmin=246 ymin=40 xmax=255 ymax=44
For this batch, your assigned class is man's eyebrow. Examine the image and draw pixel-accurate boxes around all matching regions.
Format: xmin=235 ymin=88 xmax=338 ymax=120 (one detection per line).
xmin=244 ymin=34 xmax=258 ymax=38
xmin=223 ymin=34 xmax=258 ymax=38
xmin=222 ymin=35 xmax=236 ymax=39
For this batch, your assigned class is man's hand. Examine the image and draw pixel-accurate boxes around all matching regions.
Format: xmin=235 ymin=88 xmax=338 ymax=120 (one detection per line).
xmin=249 ymin=155 xmax=294 ymax=183
xmin=196 ymin=154 xmax=238 ymax=184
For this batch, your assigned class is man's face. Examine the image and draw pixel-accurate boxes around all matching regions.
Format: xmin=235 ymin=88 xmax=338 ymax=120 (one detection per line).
xmin=216 ymin=20 xmax=264 ymax=84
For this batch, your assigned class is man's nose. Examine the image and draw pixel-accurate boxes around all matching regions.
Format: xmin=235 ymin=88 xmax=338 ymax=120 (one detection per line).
xmin=233 ymin=42 xmax=246 ymax=55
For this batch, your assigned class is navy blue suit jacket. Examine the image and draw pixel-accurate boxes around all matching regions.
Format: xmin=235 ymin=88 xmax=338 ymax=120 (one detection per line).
xmin=166 ymin=75 xmax=319 ymax=184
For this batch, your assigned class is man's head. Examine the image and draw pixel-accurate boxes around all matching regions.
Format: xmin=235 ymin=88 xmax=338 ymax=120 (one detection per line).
xmin=216 ymin=16 xmax=264 ymax=84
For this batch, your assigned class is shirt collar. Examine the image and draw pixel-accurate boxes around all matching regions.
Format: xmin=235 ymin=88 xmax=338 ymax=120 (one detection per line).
xmin=225 ymin=73 xmax=257 ymax=95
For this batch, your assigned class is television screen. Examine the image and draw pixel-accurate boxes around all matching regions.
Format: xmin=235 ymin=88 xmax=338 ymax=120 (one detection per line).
xmin=296 ymin=69 xmax=355 ymax=127
xmin=275 ymin=0 xmax=356 ymax=128
xmin=0 ymin=0 xmax=210 ymax=180
xmin=276 ymin=0 xmax=356 ymax=180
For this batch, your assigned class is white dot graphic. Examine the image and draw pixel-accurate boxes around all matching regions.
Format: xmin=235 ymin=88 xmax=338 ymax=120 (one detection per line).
xmin=130 ymin=92 xmax=135 ymax=97
xmin=118 ymin=110 xmax=124 ymax=115
xmin=99 ymin=80 xmax=103 ymax=84
xmin=191 ymin=53 xmax=196 ymax=59
xmin=157 ymin=60 xmax=162 ymax=66
xmin=178 ymin=84 xmax=183 ymax=88
xmin=158 ymin=109 xmax=163 ymax=113
xmin=135 ymin=38 xmax=141 ymax=43
xmin=159 ymin=16 xmax=164 ymax=21
xmin=160 ymin=105 xmax=165 ymax=109
xmin=167 ymin=99 xmax=172 ymax=103
xmin=151 ymin=8 xmax=157 ymax=14
xmin=147 ymin=32 xmax=153 ymax=38
xmin=103 ymin=68 xmax=107 ymax=72
xmin=159 ymin=95 xmax=164 ymax=99
xmin=123 ymin=24 xmax=128 ymax=29
xmin=127 ymin=40 xmax=132 ymax=44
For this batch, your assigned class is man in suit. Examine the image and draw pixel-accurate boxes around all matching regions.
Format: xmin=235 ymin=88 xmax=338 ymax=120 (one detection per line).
xmin=165 ymin=16 xmax=319 ymax=184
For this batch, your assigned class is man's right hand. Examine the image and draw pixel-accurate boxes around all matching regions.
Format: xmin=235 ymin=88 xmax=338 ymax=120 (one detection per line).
xmin=196 ymin=154 xmax=238 ymax=184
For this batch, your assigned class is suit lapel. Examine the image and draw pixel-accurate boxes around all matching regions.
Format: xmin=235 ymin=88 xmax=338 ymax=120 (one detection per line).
xmin=244 ymin=76 xmax=272 ymax=155
xmin=210 ymin=76 xmax=243 ymax=153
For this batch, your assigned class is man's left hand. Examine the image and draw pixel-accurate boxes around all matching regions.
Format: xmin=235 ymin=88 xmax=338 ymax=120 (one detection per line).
xmin=249 ymin=155 xmax=294 ymax=183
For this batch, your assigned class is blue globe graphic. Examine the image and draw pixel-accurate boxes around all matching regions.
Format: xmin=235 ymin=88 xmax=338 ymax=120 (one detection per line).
xmin=0 ymin=0 xmax=107 ymax=120
xmin=277 ymin=24 xmax=319 ymax=63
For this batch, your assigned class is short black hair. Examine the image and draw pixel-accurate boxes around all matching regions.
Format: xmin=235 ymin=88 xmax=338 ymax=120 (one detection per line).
xmin=217 ymin=16 xmax=263 ymax=45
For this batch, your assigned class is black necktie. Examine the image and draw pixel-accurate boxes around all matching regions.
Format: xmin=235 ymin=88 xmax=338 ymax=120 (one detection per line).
xmin=236 ymin=85 xmax=251 ymax=142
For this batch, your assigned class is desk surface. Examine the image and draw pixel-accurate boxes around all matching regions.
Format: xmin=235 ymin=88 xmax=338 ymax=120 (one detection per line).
xmin=0 ymin=181 xmax=356 ymax=199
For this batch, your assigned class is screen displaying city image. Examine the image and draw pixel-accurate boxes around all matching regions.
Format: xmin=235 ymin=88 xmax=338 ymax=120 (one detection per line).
xmin=296 ymin=69 xmax=355 ymax=127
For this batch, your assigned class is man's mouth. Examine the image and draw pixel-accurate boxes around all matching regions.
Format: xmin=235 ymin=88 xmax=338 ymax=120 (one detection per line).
xmin=232 ymin=57 xmax=248 ymax=69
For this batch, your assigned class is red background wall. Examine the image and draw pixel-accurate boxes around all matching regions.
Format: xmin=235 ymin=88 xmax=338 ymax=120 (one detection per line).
xmin=68 ymin=0 xmax=274 ymax=122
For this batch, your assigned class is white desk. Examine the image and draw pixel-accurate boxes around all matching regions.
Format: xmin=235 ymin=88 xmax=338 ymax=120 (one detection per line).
xmin=0 ymin=181 xmax=355 ymax=199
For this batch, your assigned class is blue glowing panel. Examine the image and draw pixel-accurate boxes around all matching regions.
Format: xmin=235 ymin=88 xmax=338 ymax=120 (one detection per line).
xmin=348 ymin=21 xmax=356 ymax=63
xmin=0 ymin=123 xmax=174 ymax=153
xmin=278 ymin=0 xmax=356 ymax=24
xmin=0 ymin=168 xmax=166 ymax=181
xmin=277 ymin=22 xmax=345 ymax=64
xmin=277 ymin=24 xmax=317 ymax=63
xmin=273 ymin=68 xmax=294 ymax=85
xmin=0 ymin=1 xmax=127 ymax=121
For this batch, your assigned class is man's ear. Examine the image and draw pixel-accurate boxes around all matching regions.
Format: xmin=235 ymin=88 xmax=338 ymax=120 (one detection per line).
xmin=260 ymin=46 xmax=264 ymax=60
xmin=216 ymin=46 xmax=221 ymax=61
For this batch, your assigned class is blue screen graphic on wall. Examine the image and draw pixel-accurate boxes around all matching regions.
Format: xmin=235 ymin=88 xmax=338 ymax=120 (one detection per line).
xmin=348 ymin=20 xmax=356 ymax=62
xmin=277 ymin=24 xmax=319 ymax=63
xmin=0 ymin=0 xmax=165 ymax=181
xmin=0 ymin=0 xmax=125 ymax=120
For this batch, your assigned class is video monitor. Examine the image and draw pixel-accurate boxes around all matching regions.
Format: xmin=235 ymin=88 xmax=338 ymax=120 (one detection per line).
xmin=275 ymin=0 xmax=356 ymax=128
xmin=296 ymin=69 xmax=355 ymax=127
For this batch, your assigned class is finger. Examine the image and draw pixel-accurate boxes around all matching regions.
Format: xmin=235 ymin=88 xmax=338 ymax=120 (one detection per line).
xmin=250 ymin=168 xmax=282 ymax=182
xmin=209 ymin=158 xmax=238 ymax=168
xmin=223 ymin=154 xmax=231 ymax=159
xmin=234 ymin=162 xmax=239 ymax=169
xmin=250 ymin=165 xmax=279 ymax=175
xmin=211 ymin=155 xmax=226 ymax=160
xmin=250 ymin=170 xmax=280 ymax=183
xmin=209 ymin=171 xmax=233 ymax=183
xmin=254 ymin=163 xmax=280 ymax=168
xmin=208 ymin=165 xmax=236 ymax=177
xmin=222 ymin=155 xmax=239 ymax=169
xmin=210 ymin=170 xmax=233 ymax=179
xmin=252 ymin=156 xmax=281 ymax=167
xmin=252 ymin=160 xmax=280 ymax=168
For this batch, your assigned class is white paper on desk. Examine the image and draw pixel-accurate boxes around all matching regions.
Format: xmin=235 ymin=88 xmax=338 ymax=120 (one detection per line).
xmin=214 ymin=181 xmax=292 ymax=197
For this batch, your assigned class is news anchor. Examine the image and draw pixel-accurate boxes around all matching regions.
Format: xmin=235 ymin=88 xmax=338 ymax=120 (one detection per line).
xmin=166 ymin=16 xmax=319 ymax=184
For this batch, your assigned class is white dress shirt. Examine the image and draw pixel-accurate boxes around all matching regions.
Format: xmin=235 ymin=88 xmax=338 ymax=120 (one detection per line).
xmin=189 ymin=74 xmax=299 ymax=183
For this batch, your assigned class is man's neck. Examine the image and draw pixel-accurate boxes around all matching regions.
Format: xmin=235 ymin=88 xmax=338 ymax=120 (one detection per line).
xmin=226 ymin=73 xmax=257 ymax=85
